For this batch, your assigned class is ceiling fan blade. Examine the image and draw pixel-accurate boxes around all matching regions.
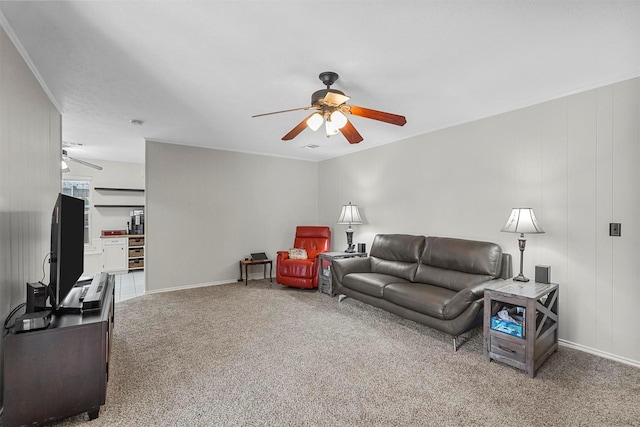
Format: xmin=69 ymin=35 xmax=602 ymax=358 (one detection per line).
xmin=282 ymin=114 xmax=315 ymax=141
xmin=339 ymin=120 xmax=364 ymax=144
xmin=252 ymin=106 xmax=313 ymax=118
xmin=68 ymin=156 xmax=103 ymax=170
xmin=348 ymin=105 xmax=407 ymax=126
xmin=323 ymin=91 xmax=350 ymax=106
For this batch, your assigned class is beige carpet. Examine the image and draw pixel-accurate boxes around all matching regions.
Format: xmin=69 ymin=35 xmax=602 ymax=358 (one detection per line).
xmin=53 ymin=279 xmax=640 ymax=426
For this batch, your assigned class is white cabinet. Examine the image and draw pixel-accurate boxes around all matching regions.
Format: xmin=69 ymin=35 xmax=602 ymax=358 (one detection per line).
xmin=102 ymin=237 xmax=127 ymax=272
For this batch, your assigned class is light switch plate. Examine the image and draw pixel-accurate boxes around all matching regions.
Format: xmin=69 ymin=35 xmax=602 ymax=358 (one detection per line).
xmin=609 ymin=223 xmax=621 ymax=237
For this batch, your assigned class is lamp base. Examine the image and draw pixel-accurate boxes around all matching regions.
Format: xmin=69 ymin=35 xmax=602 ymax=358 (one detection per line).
xmin=513 ymin=273 xmax=530 ymax=282
xmin=513 ymin=235 xmax=529 ymax=282
xmin=345 ymin=229 xmax=355 ymax=253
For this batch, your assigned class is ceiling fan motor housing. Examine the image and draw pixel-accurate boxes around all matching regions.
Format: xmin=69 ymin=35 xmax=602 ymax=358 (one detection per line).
xmin=311 ymin=89 xmax=346 ymax=106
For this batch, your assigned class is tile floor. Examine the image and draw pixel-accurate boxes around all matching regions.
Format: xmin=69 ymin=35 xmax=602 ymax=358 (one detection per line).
xmin=113 ymin=270 xmax=145 ymax=303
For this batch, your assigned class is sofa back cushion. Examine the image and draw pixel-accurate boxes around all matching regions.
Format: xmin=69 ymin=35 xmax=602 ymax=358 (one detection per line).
xmin=415 ymin=237 xmax=503 ymax=292
xmin=370 ymin=234 xmax=426 ymax=282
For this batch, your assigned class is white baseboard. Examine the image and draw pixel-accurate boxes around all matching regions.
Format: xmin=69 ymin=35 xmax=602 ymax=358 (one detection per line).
xmin=559 ymin=339 xmax=640 ymax=368
xmin=145 ymin=268 xmax=276 ymax=295
xmin=144 ymin=273 xmax=275 ymax=294
xmin=144 ymin=279 xmax=230 ymax=295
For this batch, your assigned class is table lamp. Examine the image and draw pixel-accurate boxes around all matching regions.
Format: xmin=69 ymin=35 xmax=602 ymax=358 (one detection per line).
xmin=337 ymin=202 xmax=363 ymax=253
xmin=501 ymin=208 xmax=545 ymax=282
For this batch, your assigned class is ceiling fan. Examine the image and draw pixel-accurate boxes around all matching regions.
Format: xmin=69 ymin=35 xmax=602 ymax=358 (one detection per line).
xmin=62 ymin=149 xmax=103 ymax=171
xmin=252 ymin=72 xmax=407 ymax=144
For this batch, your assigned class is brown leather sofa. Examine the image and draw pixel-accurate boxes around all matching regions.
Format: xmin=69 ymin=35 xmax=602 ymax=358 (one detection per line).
xmin=332 ymin=234 xmax=512 ymax=350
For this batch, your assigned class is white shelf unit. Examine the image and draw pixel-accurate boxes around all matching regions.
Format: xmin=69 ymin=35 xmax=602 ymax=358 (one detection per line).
xmin=127 ymin=235 xmax=144 ymax=271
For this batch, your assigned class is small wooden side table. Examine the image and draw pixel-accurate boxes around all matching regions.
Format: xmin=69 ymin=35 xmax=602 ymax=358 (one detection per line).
xmin=238 ymin=259 xmax=273 ymax=286
xmin=483 ymin=279 xmax=559 ymax=377
xmin=318 ymin=252 xmax=367 ymax=296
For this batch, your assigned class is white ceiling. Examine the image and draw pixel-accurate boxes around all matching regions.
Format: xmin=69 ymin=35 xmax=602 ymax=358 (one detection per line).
xmin=1 ymin=1 xmax=638 ymax=164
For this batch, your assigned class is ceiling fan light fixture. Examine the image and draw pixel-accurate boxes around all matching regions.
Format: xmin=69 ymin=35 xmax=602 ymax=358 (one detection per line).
xmin=325 ymin=118 xmax=340 ymax=136
xmin=330 ymin=110 xmax=348 ymax=129
xmin=306 ymin=112 xmax=323 ymax=131
xmin=61 ymin=159 xmax=70 ymax=173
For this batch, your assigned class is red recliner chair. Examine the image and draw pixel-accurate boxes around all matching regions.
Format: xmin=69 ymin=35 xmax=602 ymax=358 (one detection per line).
xmin=276 ymin=226 xmax=331 ymax=289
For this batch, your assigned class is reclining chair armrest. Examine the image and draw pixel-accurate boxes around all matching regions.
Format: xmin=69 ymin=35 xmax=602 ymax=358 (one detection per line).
xmin=331 ymin=257 xmax=372 ymax=282
xmin=277 ymin=251 xmax=290 ymax=261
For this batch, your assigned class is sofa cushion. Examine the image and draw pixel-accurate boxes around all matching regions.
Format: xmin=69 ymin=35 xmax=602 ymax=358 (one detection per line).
xmin=369 ymin=234 xmax=426 ymax=282
xmin=422 ymin=236 xmax=503 ymax=275
xmin=384 ymin=282 xmax=478 ymax=320
xmin=342 ymin=273 xmax=409 ymax=298
xmin=384 ymin=283 xmax=456 ymax=319
xmin=413 ymin=264 xmax=496 ymax=293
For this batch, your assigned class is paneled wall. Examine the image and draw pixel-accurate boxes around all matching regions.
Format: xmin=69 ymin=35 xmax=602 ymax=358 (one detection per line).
xmin=319 ymin=77 xmax=640 ymax=365
xmin=0 ymin=24 xmax=61 ymax=406
xmin=145 ymin=141 xmax=318 ymax=292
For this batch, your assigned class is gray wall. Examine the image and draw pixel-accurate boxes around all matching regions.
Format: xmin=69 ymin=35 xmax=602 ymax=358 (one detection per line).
xmin=0 ymin=24 xmax=61 ymax=406
xmin=145 ymin=141 xmax=318 ymax=292
xmin=319 ymin=77 xmax=640 ymax=365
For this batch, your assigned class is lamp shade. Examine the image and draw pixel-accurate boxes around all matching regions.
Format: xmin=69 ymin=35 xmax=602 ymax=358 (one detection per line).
xmin=337 ymin=202 xmax=363 ymax=225
xmin=501 ymin=208 xmax=545 ymax=234
xmin=325 ymin=118 xmax=340 ymax=136
xmin=330 ymin=110 xmax=348 ymax=129
xmin=306 ymin=113 xmax=323 ymax=131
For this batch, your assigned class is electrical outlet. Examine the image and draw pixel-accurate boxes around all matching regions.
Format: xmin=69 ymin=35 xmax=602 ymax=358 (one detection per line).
xmin=609 ymin=223 xmax=621 ymax=237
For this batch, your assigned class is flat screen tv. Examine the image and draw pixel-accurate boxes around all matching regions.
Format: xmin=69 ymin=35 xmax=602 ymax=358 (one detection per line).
xmin=49 ymin=193 xmax=85 ymax=310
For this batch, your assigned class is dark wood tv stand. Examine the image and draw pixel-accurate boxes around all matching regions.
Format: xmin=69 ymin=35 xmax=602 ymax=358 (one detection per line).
xmin=2 ymin=274 xmax=115 ymax=427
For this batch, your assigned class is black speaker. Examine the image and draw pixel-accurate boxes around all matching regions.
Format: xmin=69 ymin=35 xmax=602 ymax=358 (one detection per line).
xmin=535 ymin=265 xmax=551 ymax=284
xmin=357 ymin=243 xmax=366 ymax=253
xmin=26 ymin=282 xmax=48 ymax=313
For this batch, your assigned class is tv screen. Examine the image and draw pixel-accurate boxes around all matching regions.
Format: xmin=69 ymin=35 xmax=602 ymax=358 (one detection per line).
xmin=49 ymin=193 xmax=85 ymax=310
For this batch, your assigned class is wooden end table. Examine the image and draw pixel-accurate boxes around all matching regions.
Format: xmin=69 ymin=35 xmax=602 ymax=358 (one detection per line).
xmin=483 ymin=279 xmax=559 ymax=377
xmin=238 ymin=259 xmax=273 ymax=286
xmin=318 ymin=252 xmax=367 ymax=296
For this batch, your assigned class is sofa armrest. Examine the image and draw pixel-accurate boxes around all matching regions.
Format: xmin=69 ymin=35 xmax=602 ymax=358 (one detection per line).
xmin=440 ymin=278 xmax=506 ymax=320
xmin=469 ymin=278 xmax=507 ymax=299
xmin=331 ymin=256 xmax=372 ymax=282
